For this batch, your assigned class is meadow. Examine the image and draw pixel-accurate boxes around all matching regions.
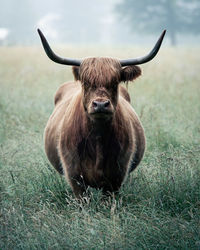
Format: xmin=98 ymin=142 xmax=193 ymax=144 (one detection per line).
xmin=0 ymin=45 xmax=200 ymax=249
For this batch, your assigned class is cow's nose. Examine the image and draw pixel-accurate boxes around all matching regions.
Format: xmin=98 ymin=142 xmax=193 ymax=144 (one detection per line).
xmin=92 ymin=100 xmax=110 ymax=112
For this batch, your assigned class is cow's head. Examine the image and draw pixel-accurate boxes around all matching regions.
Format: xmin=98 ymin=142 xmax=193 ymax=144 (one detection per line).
xmin=72 ymin=58 xmax=141 ymax=120
xmin=37 ymin=29 xmax=166 ymax=121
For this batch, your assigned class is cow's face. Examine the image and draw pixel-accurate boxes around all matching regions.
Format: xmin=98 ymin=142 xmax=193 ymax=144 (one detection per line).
xmin=73 ymin=58 xmax=141 ymax=121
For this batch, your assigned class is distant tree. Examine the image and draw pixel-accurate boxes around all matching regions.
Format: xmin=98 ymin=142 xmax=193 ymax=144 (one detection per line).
xmin=116 ymin=0 xmax=200 ymax=46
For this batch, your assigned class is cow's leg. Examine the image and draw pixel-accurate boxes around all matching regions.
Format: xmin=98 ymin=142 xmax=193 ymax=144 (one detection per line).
xmin=102 ymin=188 xmax=120 ymax=198
xmin=102 ymin=181 xmax=122 ymax=197
xmin=102 ymin=162 xmax=128 ymax=197
xmin=59 ymin=149 xmax=88 ymax=198
xmin=66 ymin=172 xmax=88 ymax=199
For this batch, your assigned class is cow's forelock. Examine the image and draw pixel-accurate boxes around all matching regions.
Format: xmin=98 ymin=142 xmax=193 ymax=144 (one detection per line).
xmin=79 ymin=58 xmax=121 ymax=87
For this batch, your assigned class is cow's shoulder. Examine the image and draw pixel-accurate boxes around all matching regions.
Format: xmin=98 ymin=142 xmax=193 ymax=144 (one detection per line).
xmin=54 ymin=81 xmax=81 ymax=106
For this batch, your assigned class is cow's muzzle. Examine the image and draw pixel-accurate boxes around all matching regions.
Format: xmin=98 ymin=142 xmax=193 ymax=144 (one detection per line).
xmin=89 ymin=100 xmax=114 ymax=119
xmin=92 ymin=100 xmax=110 ymax=112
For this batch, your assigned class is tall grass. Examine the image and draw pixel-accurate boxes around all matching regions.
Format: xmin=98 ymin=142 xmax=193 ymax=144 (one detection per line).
xmin=0 ymin=46 xmax=200 ymax=249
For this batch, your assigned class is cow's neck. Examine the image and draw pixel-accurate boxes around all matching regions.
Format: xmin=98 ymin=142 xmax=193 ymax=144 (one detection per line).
xmin=90 ymin=118 xmax=112 ymax=137
xmin=89 ymin=118 xmax=114 ymax=169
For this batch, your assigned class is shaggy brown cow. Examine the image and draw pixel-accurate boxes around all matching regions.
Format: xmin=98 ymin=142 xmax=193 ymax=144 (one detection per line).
xmin=38 ymin=29 xmax=166 ymax=198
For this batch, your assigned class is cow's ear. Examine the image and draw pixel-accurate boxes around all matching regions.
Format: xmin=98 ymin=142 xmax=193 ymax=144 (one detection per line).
xmin=72 ymin=66 xmax=80 ymax=81
xmin=121 ymin=65 xmax=141 ymax=82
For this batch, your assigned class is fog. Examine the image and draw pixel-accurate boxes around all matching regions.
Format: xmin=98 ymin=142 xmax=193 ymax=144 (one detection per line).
xmin=0 ymin=0 xmax=199 ymax=46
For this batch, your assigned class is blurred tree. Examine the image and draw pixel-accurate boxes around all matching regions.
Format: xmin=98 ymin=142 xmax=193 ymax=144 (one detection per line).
xmin=116 ymin=0 xmax=200 ymax=46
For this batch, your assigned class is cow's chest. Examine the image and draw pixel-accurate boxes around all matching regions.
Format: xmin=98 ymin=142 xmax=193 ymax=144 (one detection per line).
xmin=77 ymin=136 xmax=129 ymax=189
xmin=81 ymin=157 xmax=113 ymax=188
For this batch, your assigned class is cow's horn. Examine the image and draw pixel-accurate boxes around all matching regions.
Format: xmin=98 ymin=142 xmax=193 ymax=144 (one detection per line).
xmin=120 ymin=30 xmax=166 ymax=66
xmin=37 ymin=29 xmax=82 ymax=66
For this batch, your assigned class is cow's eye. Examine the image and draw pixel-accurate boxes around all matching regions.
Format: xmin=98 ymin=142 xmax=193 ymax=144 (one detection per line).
xmin=91 ymin=85 xmax=97 ymax=91
xmin=84 ymin=82 xmax=90 ymax=88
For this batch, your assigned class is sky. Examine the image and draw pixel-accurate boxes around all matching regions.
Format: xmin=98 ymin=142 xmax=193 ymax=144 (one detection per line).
xmin=0 ymin=0 xmax=132 ymax=45
xmin=0 ymin=0 xmax=199 ymax=46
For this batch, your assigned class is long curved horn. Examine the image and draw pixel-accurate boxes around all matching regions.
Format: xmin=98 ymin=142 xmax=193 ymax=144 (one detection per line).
xmin=37 ymin=29 xmax=82 ymax=66
xmin=120 ymin=30 xmax=166 ymax=66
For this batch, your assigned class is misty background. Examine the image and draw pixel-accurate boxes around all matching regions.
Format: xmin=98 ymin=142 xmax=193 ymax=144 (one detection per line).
xmin=0 ymin=0 xmax=200 ymax=46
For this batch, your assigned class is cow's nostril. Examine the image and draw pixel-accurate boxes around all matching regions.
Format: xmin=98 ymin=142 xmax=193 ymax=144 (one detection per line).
xmin=92 ymin=101 xmax=98 ymax=108
xmin=104 ymin=101 xmax=110 ymax=108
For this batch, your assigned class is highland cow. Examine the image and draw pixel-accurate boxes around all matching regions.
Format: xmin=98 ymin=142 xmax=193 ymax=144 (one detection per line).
xmin=38 ymin=29 xmax=166 ymax=198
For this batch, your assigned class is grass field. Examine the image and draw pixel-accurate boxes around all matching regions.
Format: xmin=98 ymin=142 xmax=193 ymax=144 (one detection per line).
xmin=0 ymin=46 xmax=200 ymax=249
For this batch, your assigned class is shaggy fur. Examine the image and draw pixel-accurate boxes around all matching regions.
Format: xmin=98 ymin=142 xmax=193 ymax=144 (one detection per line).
xmin=44 ymin=57 xmax=145 ymax=198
